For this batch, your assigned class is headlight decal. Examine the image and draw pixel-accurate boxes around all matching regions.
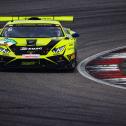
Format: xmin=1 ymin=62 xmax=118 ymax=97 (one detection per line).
xmin=0 ymin=47 xmax=10 ymax=53
xmin=53 ymin=46 xmax=65 ymax=53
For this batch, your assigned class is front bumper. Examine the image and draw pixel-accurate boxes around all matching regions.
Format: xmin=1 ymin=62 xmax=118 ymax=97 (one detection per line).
xmin=0 ymin=55 xmax=72 ymax=69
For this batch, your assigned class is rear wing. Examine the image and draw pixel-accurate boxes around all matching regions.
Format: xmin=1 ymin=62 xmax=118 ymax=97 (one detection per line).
xmin=0 ymin=16 xmax=74 ymax=22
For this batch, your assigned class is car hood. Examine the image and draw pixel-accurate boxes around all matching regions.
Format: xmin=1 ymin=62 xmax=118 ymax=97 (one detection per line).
xmin=0 ymin=37 xmax=64 ymax=46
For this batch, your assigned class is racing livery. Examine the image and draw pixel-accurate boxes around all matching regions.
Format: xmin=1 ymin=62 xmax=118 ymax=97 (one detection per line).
xmin=0 ymin=16 xmax=79 ymax=70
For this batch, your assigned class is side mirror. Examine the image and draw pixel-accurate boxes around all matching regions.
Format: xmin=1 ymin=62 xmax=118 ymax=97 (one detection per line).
xmin=0 ymin=29 xmax=2 ymax=37
xmin=0 ymin=29 xmax=2 ymax=33
xmin=72 ymin=33 xmax=79 ymax=38
xmin=0 ymin=28 xmax=3 ymax=33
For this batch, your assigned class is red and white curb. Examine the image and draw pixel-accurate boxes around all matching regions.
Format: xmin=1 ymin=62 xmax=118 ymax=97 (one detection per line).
xmin=77 ymin=46 xmax=126 ymax=89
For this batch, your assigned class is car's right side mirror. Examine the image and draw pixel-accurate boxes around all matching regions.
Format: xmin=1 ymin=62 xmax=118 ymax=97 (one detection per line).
xmin=72 ymin=33 xmax=80 ymax=38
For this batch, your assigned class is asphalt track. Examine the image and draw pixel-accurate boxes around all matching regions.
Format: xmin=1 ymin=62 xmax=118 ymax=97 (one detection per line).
xmin=1 ymin=0 xmax=126 ymax=126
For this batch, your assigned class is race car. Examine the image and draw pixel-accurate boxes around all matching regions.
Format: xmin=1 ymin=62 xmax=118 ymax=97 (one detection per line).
xmin=0 ymin=16 xmax=79 ymax=70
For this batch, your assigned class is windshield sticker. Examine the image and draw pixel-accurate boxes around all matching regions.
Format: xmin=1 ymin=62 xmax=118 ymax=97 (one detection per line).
xmin=8 ymin=27 xmax=13 ymax=32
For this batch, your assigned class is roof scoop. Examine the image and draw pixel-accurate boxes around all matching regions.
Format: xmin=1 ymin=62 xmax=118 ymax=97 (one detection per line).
xmin=27 ymin=39 xmax=37 ymax=46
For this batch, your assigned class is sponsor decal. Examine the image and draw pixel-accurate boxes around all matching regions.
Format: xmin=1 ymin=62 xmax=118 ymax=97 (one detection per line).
xmin=20 ymin=47 xmax=43 ymax=51
xmin=0 ymin=40 xmax=5 ymax=45
xmin=0 ymin=38 xmax=16 ymax=46
xmin=8 ymin=27 xmax=13 ymax=32
xmin=22 ymin=54 xmax=40 ymax=59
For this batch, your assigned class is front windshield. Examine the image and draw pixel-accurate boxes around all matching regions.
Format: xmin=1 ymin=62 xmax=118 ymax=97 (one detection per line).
xmin=1 ymin=25 xmax=64 ymax=38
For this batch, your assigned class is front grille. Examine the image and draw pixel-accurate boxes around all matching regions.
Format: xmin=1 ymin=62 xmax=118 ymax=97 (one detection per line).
xmin=5 ymin=59 xmax=57 ymax=68
xmin=5 ymin=59 xmax=40 ymax=66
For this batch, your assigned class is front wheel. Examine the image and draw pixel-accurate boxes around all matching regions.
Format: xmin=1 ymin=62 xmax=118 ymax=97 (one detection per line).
xmin=67 ymin=58 xmax=77 ymax=71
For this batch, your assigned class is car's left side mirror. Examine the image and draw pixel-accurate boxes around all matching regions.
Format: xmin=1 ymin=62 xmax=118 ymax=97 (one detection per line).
xmin=72 ymin=33 xmax=80 ymax=38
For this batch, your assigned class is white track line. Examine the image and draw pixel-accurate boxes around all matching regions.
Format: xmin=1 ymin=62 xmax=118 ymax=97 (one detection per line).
xmin=102 ymin=53 xmax=126 ymax=58
xmin=77 ymin=46 xmax=126 ymax=90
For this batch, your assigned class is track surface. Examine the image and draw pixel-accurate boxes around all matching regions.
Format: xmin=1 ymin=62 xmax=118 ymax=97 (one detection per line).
xmin=1 ymin=0 xmax=126 ymax=126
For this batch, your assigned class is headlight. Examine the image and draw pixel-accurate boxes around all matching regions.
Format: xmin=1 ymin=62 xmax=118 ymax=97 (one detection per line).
xmin=0 ymin=47 xmax=10 ymax=53
xmin=53 ymin=46 xmax=65 ymax=53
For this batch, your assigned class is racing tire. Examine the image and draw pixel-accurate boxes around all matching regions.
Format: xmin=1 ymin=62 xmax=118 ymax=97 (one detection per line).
xmin=67 ymin=58 xmax=77 ymax=71
xmin=67 ymin=51 xmax=77 ymax=71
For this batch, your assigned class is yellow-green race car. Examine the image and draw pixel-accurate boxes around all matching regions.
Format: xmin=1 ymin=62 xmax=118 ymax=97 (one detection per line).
xmin=0 ymin=16 xmax=79 ymax=70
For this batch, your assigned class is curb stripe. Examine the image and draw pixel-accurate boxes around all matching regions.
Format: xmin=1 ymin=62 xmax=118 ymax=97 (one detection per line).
xmin=77 ymin=46 xmax=126 ymax=90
